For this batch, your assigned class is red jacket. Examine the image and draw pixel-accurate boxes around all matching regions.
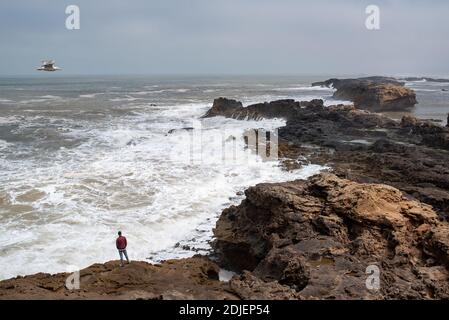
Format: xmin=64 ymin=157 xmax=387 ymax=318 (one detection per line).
xmin=116 ymin=236 xmax=127 ymax=250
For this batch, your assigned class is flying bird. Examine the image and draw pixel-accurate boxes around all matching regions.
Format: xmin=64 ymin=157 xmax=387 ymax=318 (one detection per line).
xmin=37 ymin=60 xmax=62 ymax=72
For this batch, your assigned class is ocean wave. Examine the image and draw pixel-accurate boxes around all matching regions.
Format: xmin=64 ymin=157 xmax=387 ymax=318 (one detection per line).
xmin=414 ymin=89 xmax=441 ymax=92
xmin=0 ymin=139 xmax=12 ymax=149
xmin=272 ymin=86 xmax=333 ymax=92
xmin=39 ymin=95 xmax=63 ymax=100
xmin=0 ymin=116 xmax=21 ymax=124
xmin=0 ymin=100 xmax=326 ymax=280
xmin=19 ymin=95 xmax=66 ymax=104
xmin=109 ymin=96 xmax=143 ymax=102
xmin=79 ymin=93 xmax=104 ymax=98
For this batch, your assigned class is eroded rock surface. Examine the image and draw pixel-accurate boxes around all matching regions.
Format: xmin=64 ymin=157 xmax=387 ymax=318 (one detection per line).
xmin=213 ymin=173 xmax=449 ymax=299
xmin=203 ymin=97 xmax=449 ymax=218
xmin=202 ymin=97 xmax=324 ymax=120
xmin=312 ymin=77 xmax=417 ymax=111
xmin=0 ymin=257 xmax=239 ymax=300
xmin=278 ymin=105 xmax=449 ymax=218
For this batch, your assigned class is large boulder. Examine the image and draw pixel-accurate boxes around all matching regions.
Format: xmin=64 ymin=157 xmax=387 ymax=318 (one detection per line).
xmin=202 ymin=97 xmax=244 ymax=118
xmin=313 ymin=77 xmax=417 ymax=111
xmin=213 ymin=173 xmax=449 ymax=299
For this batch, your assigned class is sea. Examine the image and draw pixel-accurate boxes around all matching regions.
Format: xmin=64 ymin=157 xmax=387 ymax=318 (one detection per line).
xmin=0 ymin=75 xmax=448 ymax=280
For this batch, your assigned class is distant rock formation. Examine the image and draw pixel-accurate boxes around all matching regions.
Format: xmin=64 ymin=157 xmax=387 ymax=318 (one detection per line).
xmin=312 ymin=77 xmax=417 ymax=111
xmin=400 ymin=77 xmax=449 ymax=83
xmin=214 ymin=173 xmax=449 ymax=299
xmin=202 ymin=97 xmax=324 ymax=120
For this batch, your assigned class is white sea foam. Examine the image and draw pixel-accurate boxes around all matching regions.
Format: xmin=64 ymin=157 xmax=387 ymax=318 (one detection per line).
xmin=79 ymin=93 xmax=104 ymax=98
xmin=0 ymin=99 xmax=326 ymax=280
xmin=39 ymin=95 xmax=62 ymax=99
xmin=109 ymin=96 xmax=143 ymax=102
xmin=0 ymin=116 xmax=19 ymax=124
xmin=273 ymin=86 xmax=333 ymax=92
xmin=413 ymin=89 xmax=441 ymax=92
xmin=0 ymin=139 xmax=11 ymax=150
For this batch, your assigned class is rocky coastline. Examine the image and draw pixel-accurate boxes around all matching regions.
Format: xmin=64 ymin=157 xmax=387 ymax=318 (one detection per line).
xmin=1 ymin=77 xmax=449 ymax=300
xmin=312 ymin=77 xmax=417 ymax=111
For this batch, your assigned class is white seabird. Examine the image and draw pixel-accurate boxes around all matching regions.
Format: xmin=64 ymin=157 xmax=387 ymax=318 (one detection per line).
xmin=37 ymin=60 xmax=62 ymax=72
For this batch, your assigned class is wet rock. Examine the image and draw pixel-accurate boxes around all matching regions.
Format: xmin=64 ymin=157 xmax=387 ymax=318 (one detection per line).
xmin=202 ymin=97 xmax=323 ymax=121
xmin=276 ymin=103 xmax=449 ymax=217
xmin=167 ymin=127 xmax=194 ymax=134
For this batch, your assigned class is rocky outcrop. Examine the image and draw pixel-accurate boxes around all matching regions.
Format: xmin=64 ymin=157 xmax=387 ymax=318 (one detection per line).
xmin=2 ymin=95 xmax=449 ymax=300
xmin=279 ymin=105 xmax=449 ymax=218
xmin=203 ymin=98 xmax=449 ymax=218
xmin=0 ymin=257 xmax=239 ymax=300
xmin=312 ymin=77 xmax=417 ymax=111
xmin=213 ymin=173 xmax=449 ymax=299
xmin=0 ymin=256 xmax=304 ymax=300
xmin=202 ymin=97 xmax=324 ymax=120
xmin=202 ymin=98 xmax=244 ymax=118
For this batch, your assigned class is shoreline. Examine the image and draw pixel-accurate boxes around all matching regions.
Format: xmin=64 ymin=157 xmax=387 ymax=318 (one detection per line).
xmin=2 ymin=77 xmax=449 ymax=299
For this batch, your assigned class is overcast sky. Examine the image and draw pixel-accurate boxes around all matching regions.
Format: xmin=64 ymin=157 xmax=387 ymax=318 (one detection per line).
xmin=1 ymin=0 xmax=448 ymax=76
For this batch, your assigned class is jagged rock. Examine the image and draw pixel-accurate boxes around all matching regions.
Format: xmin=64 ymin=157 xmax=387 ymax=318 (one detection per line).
xmin=213 ymin=173 xmax=449 ymax=299
xmin=276 ymin=103 xmax=449 ymax=217
xmin=229 ymin=271 xmax=302 ymax=300
xmin=202 ymin=97 xmax=323 ymax=120
xmin=167 ymin=127 xmax=194 ymax=134
xmin=312 ymin=77 xmax=417 ymax=111
xmin=204 ymin=98 xmax=449 ymax=217
xmin=400 ymin=115 xmax=449 ymax=150
xmin=202 ymin=97 xmax=244 ymax=118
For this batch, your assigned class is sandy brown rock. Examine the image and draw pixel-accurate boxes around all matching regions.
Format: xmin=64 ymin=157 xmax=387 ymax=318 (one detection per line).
xmin=276 ymin=104 xmax=449 ymax=218
xmin=213 ymin=173 xmax=449 ymax=299
xmin=313 ymin=77 xmax=417 ymax=111
xmin=0 ymin=257 xmax=239 ymax=300
xmin=229 ymin=271 xmax=302 ymax=300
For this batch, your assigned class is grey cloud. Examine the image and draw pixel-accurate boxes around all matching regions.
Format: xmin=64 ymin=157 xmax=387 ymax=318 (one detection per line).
xmin=0 ymin=0 xmax=448 ymax=76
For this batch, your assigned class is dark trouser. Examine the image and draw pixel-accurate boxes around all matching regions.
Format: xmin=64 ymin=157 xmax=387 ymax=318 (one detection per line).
xmin=118 ymin=249 xmax=129 ymax=265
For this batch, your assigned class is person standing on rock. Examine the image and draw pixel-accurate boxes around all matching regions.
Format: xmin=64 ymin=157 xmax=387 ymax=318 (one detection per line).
xmin=116 ymin=231 xmax=130 ymax=267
